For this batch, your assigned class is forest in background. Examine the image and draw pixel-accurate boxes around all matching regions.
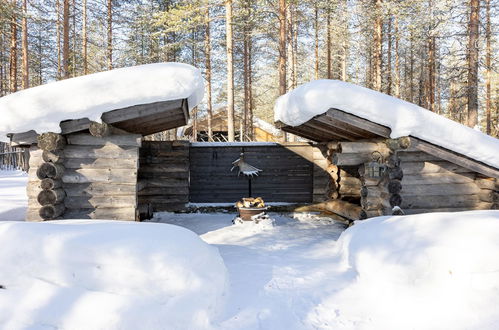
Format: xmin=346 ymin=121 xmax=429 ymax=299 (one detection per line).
xmin=0 ymin=0 xmax=498 ymax=141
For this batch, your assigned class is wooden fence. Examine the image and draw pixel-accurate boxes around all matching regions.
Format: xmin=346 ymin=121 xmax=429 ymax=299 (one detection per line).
xmin=0 ymin=142 xmax=29 ymax=171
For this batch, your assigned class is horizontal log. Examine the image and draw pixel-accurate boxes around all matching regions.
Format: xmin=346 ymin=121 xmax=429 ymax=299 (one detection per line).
xmin=332 ymin=153 xmax=373 ymax=166
xmin=62 ymin=169 xmax=137 ymax=184
xmin=397 ymin=151 xmax=441 ymax=162
xmin=37 ymin=132 xmax=66 ymax=151
xmin=37 ymin=188 xmax=66 ymax=206
xmin=401 ymin=194 xmax=494 ymax=209
xmin=339 ymin=184 xmax=361 ymax=197
xmin=39 ymin=203 xmax=65 ymax=220
xmin=42 ymin=150 xmax=64 ymax=164
xmin=338 ymin=141 xmax=389 ymax=154
xmin=361 ymin=197 xmax=391 ymax=211
xmin=401 ymin=183 xmax=482 ymax=196
xmin=40 ymin=178 xmax=62 ymax=190
xmin=402 ymin=172 xmax=476 ymax=185
xmin=403 ymin=204 xmax=494 ymax=215
xmin=63 ymin=183 xmax=137 ymax=196
xmin=294 ymin=200 xmax=362 ymax=220
xmin=64 ymin=157 xmax=138 ymax=169
xmin=63 ymin=207 xmax=137 ymax=221
xmin=66 ymin=133 xmax=142 ymax=147
xmin=64 ymin=145 xmax=139 ymax=159
xmin=36 ymin=163 xmax=65 ymax=180
xmin=338 ymin=176 xmax=361 ymax=186
xmin=360 ymin=186 xmax=389 ymax=198
xmin=60 ymin=117 xmax=92 ymax=134
xmin=475 ymin=178 xmax=497 ymax=190
xmin=65 ymin=196 xmax=137 ymax=209
xmin=400 ymin=161 xmax=471 ymax=175
xmin=8 ymin=130 xmax=39 ymax=147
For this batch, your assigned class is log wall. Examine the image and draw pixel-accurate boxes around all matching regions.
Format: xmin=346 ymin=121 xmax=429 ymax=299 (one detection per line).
xmin=138 ymin=141 xmax=190 ymax=213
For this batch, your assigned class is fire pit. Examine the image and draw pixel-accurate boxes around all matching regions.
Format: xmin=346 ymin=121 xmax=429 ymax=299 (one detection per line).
xmin=236 ymin=197 xmax=268 ymax=221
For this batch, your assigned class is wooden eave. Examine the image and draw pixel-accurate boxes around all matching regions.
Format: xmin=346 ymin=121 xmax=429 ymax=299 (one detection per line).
xmin=278 ymin=108 xmax=499 ymax=179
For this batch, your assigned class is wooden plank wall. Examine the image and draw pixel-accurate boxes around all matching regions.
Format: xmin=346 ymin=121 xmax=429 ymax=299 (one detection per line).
xmin=398 ymin=150 xmax=498 ymax=214
xmin=189 ymin=143 xmax=321 ymax=203
xmin=61 ymin=133 xmax=141 ymax=220
xmin=138 ymin=141 xmax=190 ymax=212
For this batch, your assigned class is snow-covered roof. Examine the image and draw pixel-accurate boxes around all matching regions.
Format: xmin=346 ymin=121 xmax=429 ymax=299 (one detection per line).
xmin=0 ymin=63 xmax=204 ymax=141
xmin=274 ymin=80 xmax=499 ymax=170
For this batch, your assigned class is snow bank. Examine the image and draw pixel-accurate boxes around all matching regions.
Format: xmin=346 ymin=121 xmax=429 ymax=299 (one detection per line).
xmin=317 ymin=210 xmax=499 ymax=329
xmin=274 ymin=80 xmax=499 ymax=169
xmin=0 ymin=220 xmax=227 ymax=330
xmin=0 ymin=63 xmax=204 ymax=141
xmin=0 ymin=170 xmax=28 ymax=221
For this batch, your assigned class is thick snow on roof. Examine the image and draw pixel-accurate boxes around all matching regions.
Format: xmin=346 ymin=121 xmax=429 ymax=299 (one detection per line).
xmin=0 ymin=62 xmax=204 ymax=141
xmin=275 ymin=80 xmax=499 ymax=169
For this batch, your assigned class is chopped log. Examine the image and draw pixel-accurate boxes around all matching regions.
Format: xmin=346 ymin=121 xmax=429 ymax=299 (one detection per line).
xmin=37 ymin=188 xmax=66 ymax=206
xmin=327 ymin=141 xmax=339 ymax=150
xmin=385 ymin=137 xmax=412 ymax=151
xmin=26 ymin=182 xmax=43 ymax=198
xmin=8 ymin=130 xmax=39 ymax=147
xmin=400 ymin=161 xmax=471 ymax=175
xmin=327 ymin=164 xmax=339 ymax=181
xmin=401 ymin=194 xmax=494 ymax=209
xmin=339 ymin=184 xmax=361 ymax=197
xmin=361 ymin=197 xmax=391 ymax=210
xmin=402 ymin=172 xmax=476 ymax=185
xmin=63 ymin=183 xmax=137 ymax=196
xmin=60 ymin=118 xmax=92 ymax=134
xmin=338 ymin=141 xmax=389 ymax=154
xmin=62 ymin=169 xmax=137 ymax=184
xmin=63 ymin=207 xmax=138 ymax=221
xmin=389 ymin=194 xmax=402 ymax=207
xmin=339 ymin=176 xmax=361 ymax=186
xmin=360 ymin=209 xmax=384 ymax=219
xmin=39 ymin=203 xmax=65 ymax=220
xmin=295 ymin=200 xmax=362 ymax=220
xmin=36 ymin=163 xmax=65 ymax=180
xmin=37 ymin=132 xmax=66 ymax=151
xmin=66 ymin=133 xmax=142 ymax=147
xmin=42 ymin=150 xmax=64 ymax=163
xmin=388 ymin=180 xmax=402 ymax=194
xmin=40 ymin=178 xmax=62 ymax=190
xmin=26 ymin=207 xmax=45 ymax=221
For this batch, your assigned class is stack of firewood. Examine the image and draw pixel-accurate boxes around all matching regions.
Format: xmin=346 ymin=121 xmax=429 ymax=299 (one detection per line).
xmin=236 ymin=197 xmax=265 ymax=208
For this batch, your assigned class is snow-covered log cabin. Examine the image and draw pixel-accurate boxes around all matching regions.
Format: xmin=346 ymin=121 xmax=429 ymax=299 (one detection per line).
xmin=275 ymin=80 xmax=499 ymax=219
xmin=0 ymin=63 xmax=203 ymax=221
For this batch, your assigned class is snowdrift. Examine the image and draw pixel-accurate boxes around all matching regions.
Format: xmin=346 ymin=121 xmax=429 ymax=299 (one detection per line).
xmin=317 ymin=210 xmax=499 ymax=329
xmin=0 ymin=220 xmax=227 ymax=330
xmin=274 ymin=80 xmax=499 ymax=170
xmin=0 ymin=63 xmax=204 ymax=141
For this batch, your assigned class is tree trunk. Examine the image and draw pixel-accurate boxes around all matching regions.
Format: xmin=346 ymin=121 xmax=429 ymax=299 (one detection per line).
xmin=21 ymin=0 xmax=28 ymax=89
xmin=62 ymin=0 xmax=69 ymax=78
xmin=225 ymin=0 xmax=235 ymax=141
xmin=82 ymin=0 xmax=88 ymax=75
xmin=278 ymin=0 xmax=286 ymax=95
xmin=107 ymin=0 xmax=113 ymax=70
xmin=56 ymin=0 xmax=61 ymax=79
xmin=373 ymin=0 xmax=383 ymax=91
xmin=485 ymin=0 xmax=491 ymax=134
xmin=386 ymin=15 xmax=392 ymax=95
xmin=394 ymin=16 xmax=400 ymax=98
xmin=248 ymin=31 xmax=254 ymax=140
xmin=9 ymin=0 xmax=18 ymax=93
xmin=326 ymin=8 xmax=332 ymax=79
xmin=204 ymin=3 xmax=213 ymax=141
xmin=314 ymin=4 xmax=319 ymax=80
xmin=466 ymin=0 xmax=479 ymax=128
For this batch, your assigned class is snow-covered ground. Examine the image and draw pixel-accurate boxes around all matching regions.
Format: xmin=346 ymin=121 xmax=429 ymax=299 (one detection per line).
xmin=1 ymin=170 xmax=499 ymax=329
xmin=0 ymin=170 xmax=28 ymax=221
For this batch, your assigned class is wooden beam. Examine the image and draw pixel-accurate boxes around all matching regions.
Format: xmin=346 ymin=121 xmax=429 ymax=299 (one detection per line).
xmin=7 ymin=130 xmax=38 ymax=147
xmin=302 ymin=120 xmax=357 ymax=141
xmin=409 ymin=137 xmax=499 ymax=179
xmin=101 ymin=99 xmax=183 ymax=124
xmin=314 ymin=115 xmax=377 ymax=139
xmin=326 ymin=108 xmax=392 ymax=138
xmin=60 ymin=118 xmax=92 ymax=135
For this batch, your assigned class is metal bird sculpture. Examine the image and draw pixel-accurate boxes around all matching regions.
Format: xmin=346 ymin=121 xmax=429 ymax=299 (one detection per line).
xmin=231 ymin=153 xmax=262 ymax=177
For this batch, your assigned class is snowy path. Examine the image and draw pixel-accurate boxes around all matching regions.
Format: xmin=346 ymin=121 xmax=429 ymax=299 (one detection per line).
xmin=151 ymin=212 xmax=348 ymax=329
